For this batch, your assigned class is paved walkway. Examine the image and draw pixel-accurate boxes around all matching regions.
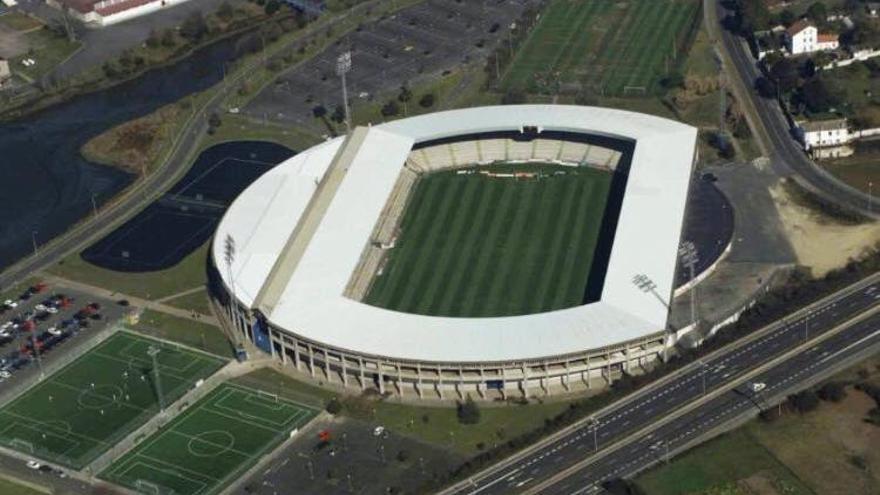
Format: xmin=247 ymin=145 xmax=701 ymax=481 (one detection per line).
xmin=154 ymin=285 xmax=205 ymax=303
xmin=41 ymin=274 xmax=220 ymax=326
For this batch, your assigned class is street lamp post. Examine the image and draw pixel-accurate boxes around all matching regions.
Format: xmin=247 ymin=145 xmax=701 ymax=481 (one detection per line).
xmin=589 ymin=416 xmax=599 ymax=452
xmin=147 ymin=346 xmax=165 ymax=412
xmin=336 ymin=51 xmax=352 ymax=134
xmin=91 ymin=193 xmax=99 ymax=219
xmin=869 ymin=181 xmax=874 ymax=213
xmin=31 ymin=230 xmax=38 ymax=257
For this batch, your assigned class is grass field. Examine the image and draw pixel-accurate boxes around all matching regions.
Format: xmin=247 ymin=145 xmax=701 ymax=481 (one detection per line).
xmin=131 ymin=310 xmax=233 ymax=358
xmin=365 ymin=163 xmax=613 ymax=317
xmin=100 ymin=383 xmax=318 ymax=495
xmin=502 ymin=0 xmax=700 ymax=96
xmin=0 ymin=332 xmax=225 ymax=469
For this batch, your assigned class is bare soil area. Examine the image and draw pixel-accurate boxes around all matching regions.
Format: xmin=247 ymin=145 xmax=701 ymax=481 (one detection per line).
xmin=769 ymin=182 xmax=880 ymax=277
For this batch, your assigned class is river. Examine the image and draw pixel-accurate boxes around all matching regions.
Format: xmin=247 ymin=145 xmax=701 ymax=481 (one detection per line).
xmin=0 ymin=35 xmax=244 ymax=271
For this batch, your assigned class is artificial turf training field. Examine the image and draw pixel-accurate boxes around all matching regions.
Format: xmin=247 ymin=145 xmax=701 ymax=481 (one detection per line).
xmin=365 ymin=163 xmax=613 ymax=317
xmin=502 ymin=0 xmax=700 ymax=95
xmin=100 ymin=383 xmax=318 ymax=495
xmin=0 ymin=331 xmax=225 ymax=469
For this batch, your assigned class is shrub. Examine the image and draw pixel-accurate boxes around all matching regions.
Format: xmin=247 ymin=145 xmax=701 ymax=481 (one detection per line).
xmin=817 ymin=382 xmax=846 ymax=403
xmin=788 ymin=389 xmax=820 ymax=413
xmin=326 ymin=397 xmax=342 ymax=415
xmin=457 ymin=396 xmax=481 ymax=425
xmin=418 ymin=93 xmax=435 ymax=108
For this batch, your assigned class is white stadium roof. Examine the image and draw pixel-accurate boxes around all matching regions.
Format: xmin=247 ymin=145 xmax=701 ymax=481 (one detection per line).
xmin=213 ymin=105 xmax=697 ymax=363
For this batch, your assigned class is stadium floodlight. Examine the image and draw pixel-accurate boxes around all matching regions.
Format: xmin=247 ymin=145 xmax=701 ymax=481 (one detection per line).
xmin=147 ymin=346 xmax=165 ymax=412
xmin=336 ymin=51 xmax=352 ymax=134
xmin=631 ymin=273 xmax=668 ymax=309
xmin=223 ymin=234 xmax=243 ymax=347
xmin=678 ymin=241 xmax=699 ymax=327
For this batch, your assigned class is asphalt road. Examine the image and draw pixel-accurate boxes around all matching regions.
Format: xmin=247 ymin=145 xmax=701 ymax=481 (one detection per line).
xmin=541 ymin=313 xmax=880 ymax=495
xmin=713 ymin=0 xmax=878 ymax=219
xmin=441 ymin=275 xmax=880 ymax=495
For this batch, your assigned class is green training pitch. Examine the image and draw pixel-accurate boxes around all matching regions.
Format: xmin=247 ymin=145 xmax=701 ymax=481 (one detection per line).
xmin=100 ymin=383 xmax=318 ymax=495
xmin=365 ymin=163 xmax=613 ymax=317
xmin=502 ymin=0 xmax=701 ymax=96
xmin=0 ymin=331 xmax=225 ymax=469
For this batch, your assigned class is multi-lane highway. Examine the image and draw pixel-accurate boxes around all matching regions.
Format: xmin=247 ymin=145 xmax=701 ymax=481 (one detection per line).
xmin=711 ymin=0 xmax=878 ymax=219
xmin=440 ymin=275 xmax=880 ymax=495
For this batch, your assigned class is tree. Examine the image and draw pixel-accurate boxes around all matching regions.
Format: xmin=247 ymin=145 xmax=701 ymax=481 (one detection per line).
xmin=161 ymin=28 xmax=176 ymax=47
xmin=398 ymin=84 xmax=412 ymax=114
xmin=660 ymin=71 xmax=685 ymax=89
xmin=800 ymin=77 xmax=838 ymax=113
xmin=264 ymin=0 xmax=281 ymax=15
xmin=180 ymin=12 xmax=209 ymax=42
xmin=326 ymin=397 xmax=343 ymax=414
xmin=331 ymin=105 xmax=345 ymax=123
xmin=778 ymin=9 xmax=796 ymax=27
xmin=817 ymin=382 xmax=847 ymax=402
xmin=755 ymin=76 xmax=778 ymax=98
xmin=806 ymin=2 xmax=828 ymax=23
xmin=457 ymin=396 xmax=481 ymax=425
xmin=312 ymin=104 xmax=327 ymax=118
xmin=208 ymin=112 xmax=222 ymax=129
xmin=217 ymin=1 xmax=234 ymax=20
xmin=381 ymin=99 xmax=400 ymax=117
xmin=788 ymin=389 xmax=820 ymax=413
xmin=734 ymin=0 xmax=771 ymax=33
xmin=769 ymin=58 xmax=800 ymax=94
xmin=418 ymin=93 xmax=435 ymax=108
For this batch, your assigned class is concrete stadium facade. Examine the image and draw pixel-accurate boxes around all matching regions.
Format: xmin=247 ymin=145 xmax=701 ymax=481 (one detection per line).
xmin=210 ymin=105 xmax=698 ymax=400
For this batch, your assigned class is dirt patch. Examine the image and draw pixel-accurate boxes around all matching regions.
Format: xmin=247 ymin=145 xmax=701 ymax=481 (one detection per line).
xmin=0 ymin=24 xmax=28 ymax=59
xmin=769 ymin=182 xmax=880 ymax=277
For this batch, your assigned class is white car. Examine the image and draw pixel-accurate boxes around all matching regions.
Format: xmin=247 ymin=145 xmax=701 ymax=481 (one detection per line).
xmin=34 ymin=304 xmax=46 ymax=312
xmin=3 ymin=300 xmax=17 ymax=309
xmin=48 ymin=326 xmax=61 ymax=336
xmin=0 ymin=370 xmax=10 ymax=379
xmin=748 ymin=382 xmax=766 ymax=393
xmin=46 ymin=307 xmax=58 ymax=314
xmin=372 ymin=426 xmax=385 ymax=437
xmin=1 ymin=322 xmax=12 ymax=330
xmin=26 ymin=460 xmax=40 ymax=470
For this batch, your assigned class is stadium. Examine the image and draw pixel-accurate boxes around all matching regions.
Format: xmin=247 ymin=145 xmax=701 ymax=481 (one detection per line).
xmin=210 ymin=105 xmax=698 ymax=400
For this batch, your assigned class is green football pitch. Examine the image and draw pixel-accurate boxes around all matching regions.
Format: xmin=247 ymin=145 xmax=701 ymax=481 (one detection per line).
xmin=502 ymin=0 xmax=701 ymax=95
xmin=0 ymin=331 xmax=225 ymax=469
xmin=365 ymin=163 xmax=613 ymax=317
xmin=100 ymin=383 xmax=318 ymax=495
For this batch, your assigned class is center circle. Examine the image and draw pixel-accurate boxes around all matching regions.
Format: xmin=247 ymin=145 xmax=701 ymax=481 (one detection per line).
xmin=187 ymin=430 xmax=235 ymax=457
xmin=77 ymin=385 xmax=123 ymax=409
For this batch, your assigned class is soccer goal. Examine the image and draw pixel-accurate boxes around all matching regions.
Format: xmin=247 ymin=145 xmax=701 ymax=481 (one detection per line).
xmin=135 ymin=479 xmax=170 ymax=495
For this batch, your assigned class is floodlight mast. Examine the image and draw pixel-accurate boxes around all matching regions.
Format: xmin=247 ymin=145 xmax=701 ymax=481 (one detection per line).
xmin=223 ymin=234 xmax=243 ymax=347
xmin=632 ymin=273 xmax=671 ymax=361
xmin=147 ymin=346 xmax=165 ymax=412
xmin=336 ymin=51 xmax=352 ymax=134
xmin=678 ymin=241 xmax=699 ymax=327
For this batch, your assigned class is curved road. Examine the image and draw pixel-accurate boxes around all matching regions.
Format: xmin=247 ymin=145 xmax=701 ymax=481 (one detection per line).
xmin=712 ymin=0 xmax=879 ymax=219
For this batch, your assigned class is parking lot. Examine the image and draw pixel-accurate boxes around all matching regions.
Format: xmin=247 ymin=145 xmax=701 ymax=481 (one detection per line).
xmin=236 ymin=415 xmax=463 ymax=495
xmin=0 ymin=281 xmax=127 ymax=396
xmin=244 ymin=0 xmax=538 ymax=126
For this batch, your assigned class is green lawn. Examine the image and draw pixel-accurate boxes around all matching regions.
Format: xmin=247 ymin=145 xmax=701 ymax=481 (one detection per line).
xmin=0 ymin=12 xmax=43 ymax=32
xmin=365 ymin=163 xmax=613 ymax=317
xmin=635 ymin=429 xmax=813 ymax=495
xmin=10 ymin=28 xmax=80 ymax=82
xmin=233 ymin=368 xmax=572 ymax=455
xmin=100 ymin=383 xmax=318 ymax=495
xmin=823 ymin=154 xmax=880 ymax=194
xmin=50 ymin=240 xmax=210 ymax=301
xmin=502 ymin=0 xmax=701 ymax=95
xmin=0 ymin=332 xmax=225 ymax=468
xmin=131 ymin=309 xmax=233 ymax=358
xmin=164 ymin=288 xmax=214 ymax=316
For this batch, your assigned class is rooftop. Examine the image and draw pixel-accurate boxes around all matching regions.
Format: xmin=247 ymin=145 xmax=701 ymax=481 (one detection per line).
xmin=213 ymin=105 xmax=698 ymax=363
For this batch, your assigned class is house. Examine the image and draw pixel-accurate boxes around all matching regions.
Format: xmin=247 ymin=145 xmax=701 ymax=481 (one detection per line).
xmin=47 ymin=0 xmax=193 ymax=26
xmin=785 ymin=20 xmax=839 ymax=55
xmin=796 ymin=118 xmax=850 ymax=150
xmin=0 ymin=58 xmax=11 ymax=88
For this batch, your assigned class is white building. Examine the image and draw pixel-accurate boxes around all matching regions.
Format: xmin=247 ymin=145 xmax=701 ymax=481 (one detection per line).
xmin=797 ymin=118 xmax=850 ymax=150
xmin=211 ymin=105 xmax=700 ymax=400
xmin=786 ymin=20 xmax=839 ymax=55
xmin=47 ymin=0 xmax=194 ymax=27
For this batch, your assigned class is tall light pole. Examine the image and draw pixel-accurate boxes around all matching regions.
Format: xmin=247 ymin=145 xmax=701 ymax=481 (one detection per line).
xmin=588 ymin=416 xmax=599 ymax=452
xmin=633 ymin=273 xmax=671 ymax=360
xmin=31 ymin=230 xmax=38 ymax=257
xmin=678 ymin=241 xmax=699 ymax=327
xmin=336 ymin=51 xmax=352 ymax=134
xmin=224 ymin=234 xmax=242 ymax=346
xmin=869 ymin=181 xmax=874 ymax=214
xmin=90 ymin=193 xmax=99 ymax=219
xmin=147 ymin=346 xmax=165 ymax=412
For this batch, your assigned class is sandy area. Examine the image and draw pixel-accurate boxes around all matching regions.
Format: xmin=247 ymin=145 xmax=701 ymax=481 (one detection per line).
xmin=0 ymin=25 xmax=27 ymax=59
xmin=738 ymin=473 xmax=781 ymax=495
xmin=769 ymin=182 xmax=880 ymax=277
